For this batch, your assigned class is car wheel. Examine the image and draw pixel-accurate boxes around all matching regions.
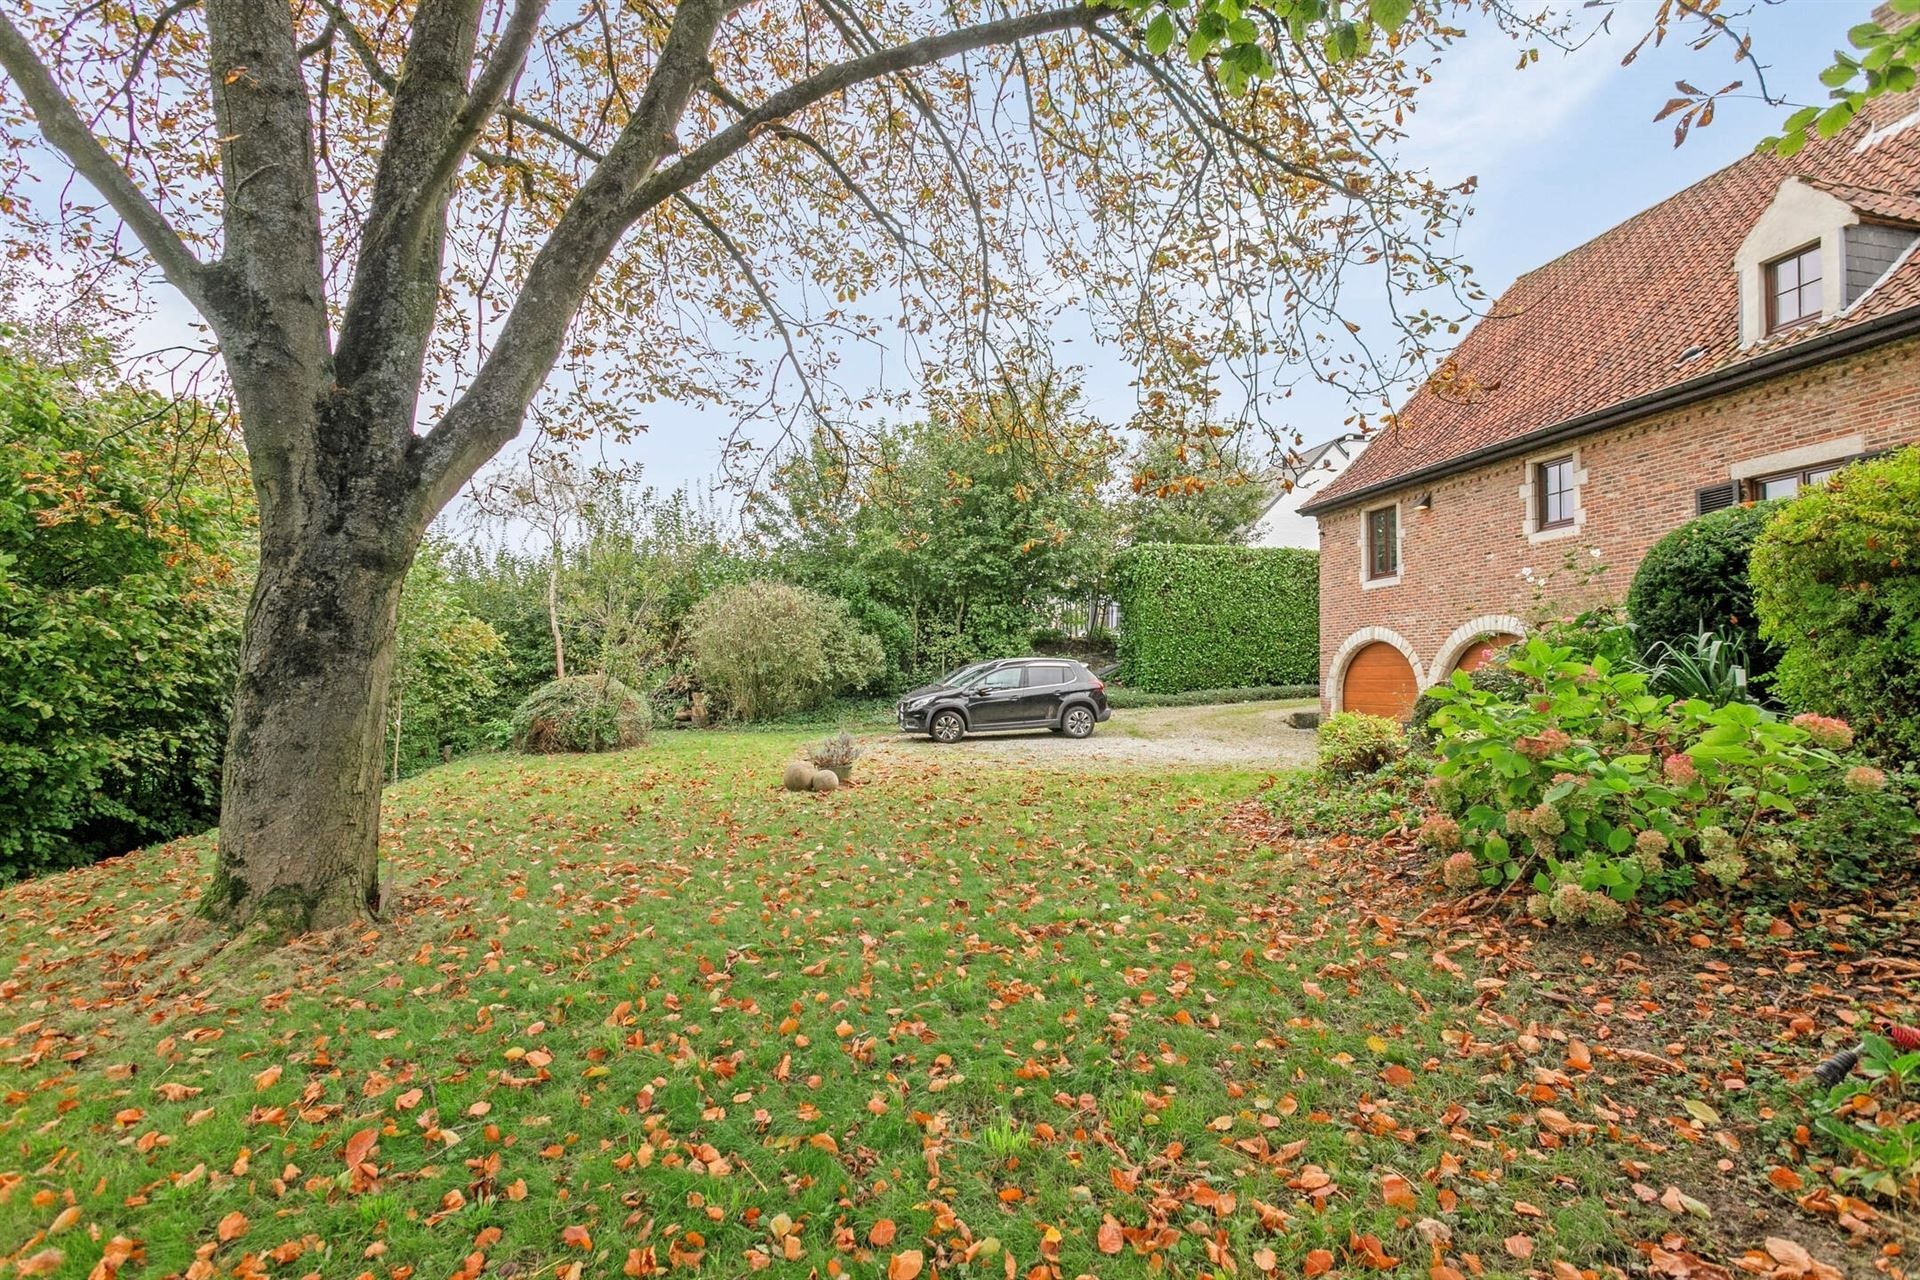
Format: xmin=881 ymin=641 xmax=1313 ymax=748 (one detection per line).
xmin=1062 ymin=705 xmax=1096 ymax=739
xmin=930 ymin=710 xmax=967 ymax=744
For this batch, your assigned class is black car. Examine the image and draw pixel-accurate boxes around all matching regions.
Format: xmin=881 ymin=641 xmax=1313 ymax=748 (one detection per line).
xmin=896 ymin=657 xmax=1112 ymax=743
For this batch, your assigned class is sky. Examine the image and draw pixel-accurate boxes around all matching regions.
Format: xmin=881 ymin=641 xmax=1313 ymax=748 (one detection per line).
xmin=69 ymin=0 xmax=1879 ymax=520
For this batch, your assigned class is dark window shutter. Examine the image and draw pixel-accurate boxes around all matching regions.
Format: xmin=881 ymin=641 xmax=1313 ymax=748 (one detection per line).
xmin=1695 ymin=482 xmax=1737 ymax=515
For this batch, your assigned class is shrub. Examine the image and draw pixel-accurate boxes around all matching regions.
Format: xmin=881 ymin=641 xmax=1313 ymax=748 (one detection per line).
xmin=1423 ymin=637 xmax=1892 ymax=918
xmin=1410 ymin=663 xmax=1532 ymax=745
xmin=686 ymin=582 xmax=885 ymax=721
xmin=1266 ymin=755 xmax=1427 ymax=840
xmin=1631 ymin=627 xmax=1758 ymax=705
xmin=1628 ymin=501 xmax=1783 ymax=680
xmin=1752 ymin=447 xmax=1920 ymax=763
xmin=0 ymin=345 xmax=249 ymax=878
xmin=1112 ymin=544 xmax=1317 ymax=693
xmin=1317 ymin=711 xmax=1406 ymax=777
xmin=511 ymin=676 xmax=650 ymax=753
xmin=1777 ymin=769 xmax=1920 ymax=891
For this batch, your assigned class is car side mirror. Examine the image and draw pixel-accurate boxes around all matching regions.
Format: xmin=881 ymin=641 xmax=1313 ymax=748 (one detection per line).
xmin=967 ymin=686 xmax=990 ymax=697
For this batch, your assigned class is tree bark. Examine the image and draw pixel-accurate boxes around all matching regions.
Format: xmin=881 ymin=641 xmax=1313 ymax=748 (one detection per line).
xmin=202 ymin=413 xmax=422 ymax=933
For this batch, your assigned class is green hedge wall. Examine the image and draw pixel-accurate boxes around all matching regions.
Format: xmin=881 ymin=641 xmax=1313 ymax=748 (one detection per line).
xmin=1112 ymin=544 xmax=1319 ymax=694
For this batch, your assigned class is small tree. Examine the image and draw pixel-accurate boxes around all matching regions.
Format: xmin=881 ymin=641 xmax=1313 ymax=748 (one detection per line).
xmin=687 ymin=582 xmax=883 ymax=721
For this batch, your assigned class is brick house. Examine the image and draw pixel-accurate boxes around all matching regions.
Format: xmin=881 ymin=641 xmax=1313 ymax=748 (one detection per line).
xmin=1299 ymin=89 xmax=1920 ymax=721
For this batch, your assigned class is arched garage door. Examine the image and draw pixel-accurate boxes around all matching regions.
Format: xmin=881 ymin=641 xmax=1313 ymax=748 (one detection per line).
xmin=1453 ymin=633 xmax=1521 ymax=676
xmin=1343 ymin=642 xmax=1418 ymax=720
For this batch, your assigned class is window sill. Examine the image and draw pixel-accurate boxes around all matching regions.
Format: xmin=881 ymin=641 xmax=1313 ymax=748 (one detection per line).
xmin=1360 ymin=574 xmax=1402 ymax=591
xmin=1525 ymin=521 xmax=1582 ymax=546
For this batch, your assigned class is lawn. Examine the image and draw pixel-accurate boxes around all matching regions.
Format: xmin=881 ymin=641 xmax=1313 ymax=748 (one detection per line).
xmin=0 ymin=731 xmax=1904 ymax=1279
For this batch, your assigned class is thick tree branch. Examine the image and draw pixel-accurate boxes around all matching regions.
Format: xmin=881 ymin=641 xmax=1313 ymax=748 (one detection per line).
xmin=0 ymin=8 xmax=216 ymax=318
xmin=627 ymin=5 xmax=1107 ymax=219
xmin=413 ymin=1 xmax=1108 ymax=517
xmin=410 ymin=0 xmax=734 ymax=515
xmin=441 ymin=0 xmax=550 ymax=194
xmin=334 ymin=0 xmax=486 ymax=407
xmin=203 ymin=0 xmax=331 ymax=431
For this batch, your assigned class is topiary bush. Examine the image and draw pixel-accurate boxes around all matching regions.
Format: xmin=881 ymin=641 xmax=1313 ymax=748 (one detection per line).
xmin=686 ymin=581 xmax=885 ymax=721
xmin=1752 ymin=447 xmax=1920 ymax=764
xmin=1112 ymin=544 xmax=1318 ymax=693
xmin=511 ymin=675 xmax=650 ymax=753
xmin=1317 ymin=711 xmax=1406 ymax=777
xmin=1628 ymin=501 xmax=1782 ymax=682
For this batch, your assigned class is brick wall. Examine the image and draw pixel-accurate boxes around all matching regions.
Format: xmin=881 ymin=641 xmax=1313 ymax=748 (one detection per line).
xmin=1316 ymin=334 xmax=1920 ymax=714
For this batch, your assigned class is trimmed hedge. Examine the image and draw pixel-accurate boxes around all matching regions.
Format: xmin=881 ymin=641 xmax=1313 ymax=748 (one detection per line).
xmin=1104 ymin=683 xmax=1317 ymax=709
xmin=1112 ymin=544 xmax=1318 ymax=694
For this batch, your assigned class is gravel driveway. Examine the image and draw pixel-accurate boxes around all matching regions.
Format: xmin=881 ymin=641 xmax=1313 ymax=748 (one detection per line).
xmin=865 ymin=699 xmax=1319 ymax=770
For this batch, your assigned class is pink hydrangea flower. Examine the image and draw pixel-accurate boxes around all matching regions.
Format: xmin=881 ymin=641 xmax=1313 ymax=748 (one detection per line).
xmin=1516 ymin=727 xmax=1572 ymax=760
xmin=1792 ymin=713 xmax=1855 ymax=750
xmin=1845 ymin=765 xmax=1887 ymax=792
xmin=1442 ymin=851 xmax=1479 ymax=890
xmin=1662 ymin=752 xmax=1699 ymax=785
xmin=1418 ymin=814 xmax=1463 ymax=852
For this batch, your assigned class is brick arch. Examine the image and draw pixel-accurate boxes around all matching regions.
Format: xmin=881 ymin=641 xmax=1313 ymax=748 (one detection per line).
xmin=1428 ymin=615 xmax=1529 ymax=687
xmin=1328 ymin=627 xmax=1423 ymax=717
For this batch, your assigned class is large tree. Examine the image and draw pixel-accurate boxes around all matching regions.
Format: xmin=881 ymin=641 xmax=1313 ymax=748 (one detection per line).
xmin=0 ymin=0 xmax=1706 ymax=931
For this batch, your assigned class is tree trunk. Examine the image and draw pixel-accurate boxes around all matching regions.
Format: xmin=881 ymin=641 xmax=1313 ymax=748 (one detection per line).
xmin=203 ymin=515 xmax=413 ymax=933
xmin=547 ymin=551 xmax=566 ymax=679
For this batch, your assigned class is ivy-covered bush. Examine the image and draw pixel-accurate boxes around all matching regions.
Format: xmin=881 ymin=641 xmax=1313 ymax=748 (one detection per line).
xmin=1628 ymin=500 xmax=1782 ymax=681
xmin=0 ymin=345 xmax=249 ymax=878
xmin=511 ymin=676 xmax=651 ymax=753
xmin=1422 ymin=638 xmax=1911 ymax=921
xmin=686 ymin=581 xmax=886 ymax=721
xmin=1317 ymin=711 xmax=1406 ymax=777
xmin=1752 ymin=447 xmax=1920 ymax=763
xmin=1111 ymin=544 xmax=1317 ymax=693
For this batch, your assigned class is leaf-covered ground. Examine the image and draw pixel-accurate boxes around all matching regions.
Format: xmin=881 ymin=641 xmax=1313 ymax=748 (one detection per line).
xmin=1 ymin=733 xmax=1913 ymax=1279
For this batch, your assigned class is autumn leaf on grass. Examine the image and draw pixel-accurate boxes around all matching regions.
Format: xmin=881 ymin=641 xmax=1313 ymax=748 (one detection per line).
xmin=869 ymin=1219 xmax=897 ymax=1247
xmin=562 ymin=1224 xmax=593 ymax=1250
xmin=14 ymin=1250 xmax=62 ymax=1277
xmin=1096 ymin=1218 xmax=1124 ymax=1255
xmin=252 ymin=1064 xmax=282 ymax=1090
xmin=1379 ymin=1172 xmax=1417 ymax=1210
xmin=888 ymin=1250 xmax=924 ymax=1280
xmin=216 ymin=1211 xmax=248 ymax=1243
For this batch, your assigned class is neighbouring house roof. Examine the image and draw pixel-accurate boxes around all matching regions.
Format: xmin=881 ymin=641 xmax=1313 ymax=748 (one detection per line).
xmin=1242 ymin=433 xmax=1362 ymax=540
xmin=1301 ymin=91 xmax=1920 ymax=516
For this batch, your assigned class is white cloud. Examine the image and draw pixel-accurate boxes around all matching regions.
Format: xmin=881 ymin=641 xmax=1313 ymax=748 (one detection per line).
xmin=1401 ymin=10 xmax=1638 ymax=188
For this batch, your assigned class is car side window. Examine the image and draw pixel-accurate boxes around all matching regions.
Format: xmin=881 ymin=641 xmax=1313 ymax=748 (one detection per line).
xmin=1028 ymin=664 xmax=1069 ymax=687
xmin=978 ymin=667 xmax=1024 ymax=690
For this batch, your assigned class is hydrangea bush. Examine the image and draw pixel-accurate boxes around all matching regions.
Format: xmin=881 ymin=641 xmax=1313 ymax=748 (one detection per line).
xmin=1422 ymin=638 xmax=1914 ymax=923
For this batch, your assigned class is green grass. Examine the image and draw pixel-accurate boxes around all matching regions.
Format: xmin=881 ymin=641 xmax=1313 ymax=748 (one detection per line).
xmin=0 ymin=734 xmax=1877 ymax=1278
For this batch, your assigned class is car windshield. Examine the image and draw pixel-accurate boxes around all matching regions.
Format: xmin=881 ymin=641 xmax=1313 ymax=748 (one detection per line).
xmin=940 ymin=662 xmax=993 ymax=687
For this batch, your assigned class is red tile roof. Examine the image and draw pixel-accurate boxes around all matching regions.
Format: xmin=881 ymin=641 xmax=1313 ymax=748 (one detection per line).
xmin=1303 ymin=92 xmax=1920 ymax=514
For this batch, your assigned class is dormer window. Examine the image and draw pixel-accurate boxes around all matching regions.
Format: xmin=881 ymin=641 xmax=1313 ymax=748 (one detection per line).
xmin=1766 ymin=243 xmax=1823 ymax=333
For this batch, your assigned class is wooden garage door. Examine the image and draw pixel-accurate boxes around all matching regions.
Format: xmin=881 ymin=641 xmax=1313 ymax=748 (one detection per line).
xmin=1343 ymin=642 xmax=1418 ymax=720
xmin=1453 ymin=633 xmax=1521 ymax=675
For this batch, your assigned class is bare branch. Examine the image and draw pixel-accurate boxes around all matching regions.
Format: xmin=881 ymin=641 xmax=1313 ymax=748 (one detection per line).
xmin=0 ymin=8 xmax=216 ymax=317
